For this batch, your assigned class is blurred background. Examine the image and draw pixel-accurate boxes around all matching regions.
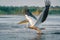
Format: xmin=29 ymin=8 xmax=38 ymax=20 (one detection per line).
xmin=0 ymin=0 xmax=60 ymax=40
xmin=0 ymin=0 xmax=60 ymax=15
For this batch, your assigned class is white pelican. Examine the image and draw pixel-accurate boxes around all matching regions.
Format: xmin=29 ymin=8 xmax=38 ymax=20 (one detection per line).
xmin=18 ymin=0 xmax=51 ymax=34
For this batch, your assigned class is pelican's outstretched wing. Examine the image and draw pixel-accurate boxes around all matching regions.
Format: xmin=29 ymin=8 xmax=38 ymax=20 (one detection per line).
xmin=25 ymin=8 xmax=37 ymax=20
xmin=24 ymin=7 xmax=37 ymax=26
xmin=25 ymin=11 xmax=37 ymax=26
xmin=33 ymin=0 xmax=51 ymax=27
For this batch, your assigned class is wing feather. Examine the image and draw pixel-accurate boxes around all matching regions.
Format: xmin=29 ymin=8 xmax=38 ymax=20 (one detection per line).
xmin=33 ymin=0 xmax=51 ymax=27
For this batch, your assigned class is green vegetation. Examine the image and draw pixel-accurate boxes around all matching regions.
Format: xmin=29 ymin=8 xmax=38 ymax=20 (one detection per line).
xmin=0 ymin=6 xmax=60 ymax=15
xmin=49 ymin=7 xmax=60 ymax=15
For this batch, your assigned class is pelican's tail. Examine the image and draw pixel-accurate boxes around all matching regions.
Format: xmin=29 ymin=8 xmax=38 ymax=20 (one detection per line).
xmin=18 ymin=20 xmax=29 ymax=24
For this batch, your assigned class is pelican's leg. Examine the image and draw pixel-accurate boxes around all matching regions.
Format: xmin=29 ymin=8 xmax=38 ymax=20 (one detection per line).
xmin=28 ymin=26 xmax=41 ymax=34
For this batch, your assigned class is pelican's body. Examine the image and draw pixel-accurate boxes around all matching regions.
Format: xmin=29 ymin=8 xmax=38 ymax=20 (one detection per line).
xmin=18 ymin=0 xmax=51 ymax=34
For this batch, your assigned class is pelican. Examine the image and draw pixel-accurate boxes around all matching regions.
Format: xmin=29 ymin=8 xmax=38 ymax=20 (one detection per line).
xmin=18 ymin=0 xmax=51 ymax=34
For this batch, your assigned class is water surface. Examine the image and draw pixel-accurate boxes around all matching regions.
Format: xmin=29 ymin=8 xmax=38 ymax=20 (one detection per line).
xmin=0 ymin=15 xmax=60 ymax=40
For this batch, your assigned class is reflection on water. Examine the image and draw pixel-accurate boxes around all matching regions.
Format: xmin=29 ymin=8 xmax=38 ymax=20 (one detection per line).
xmin=31 ymin=34 xmax=41 ymax=40
xmin=0 ymin=15 xmax=60 ymax=40
xmin=0 ymin=31 xmax=60 ymax=40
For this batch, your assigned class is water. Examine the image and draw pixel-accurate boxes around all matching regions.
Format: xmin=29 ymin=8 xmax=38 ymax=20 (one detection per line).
xmin=0 ymin=15 xmax=60 ymax=40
